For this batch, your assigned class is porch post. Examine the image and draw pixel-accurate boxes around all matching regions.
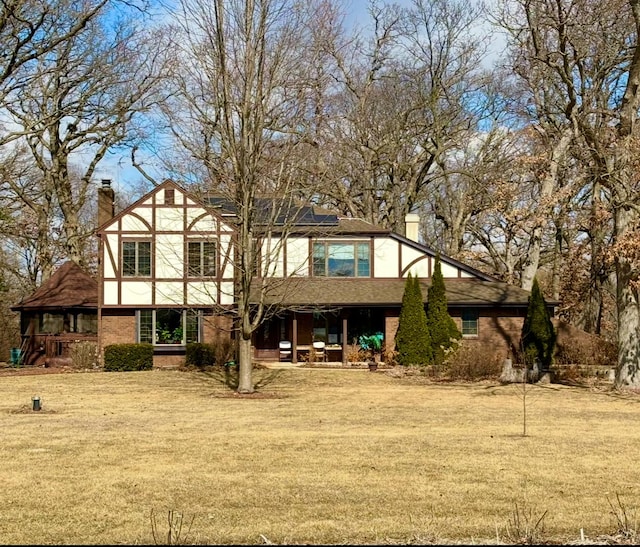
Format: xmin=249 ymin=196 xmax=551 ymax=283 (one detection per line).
xmin=292 ymin=314 xmax=298 ymax=364
xmin=342 ymin=316 xmax=348 ymax=365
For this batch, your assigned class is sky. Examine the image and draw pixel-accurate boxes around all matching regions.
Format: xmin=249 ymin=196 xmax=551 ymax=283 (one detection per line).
xmin=92 ymin=0 xmax=506 ymax=197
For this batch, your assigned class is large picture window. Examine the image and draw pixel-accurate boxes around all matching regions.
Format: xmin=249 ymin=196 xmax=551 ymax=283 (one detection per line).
xmin=137 ymin=309 xmax=200 ymax=345
xmin=122 ymin=241 xmax=151 ymax=276
xmin=313 ymin=241 xmax=370 ymax=277
xmin=188 ymin=241 xmax=216 ymax=277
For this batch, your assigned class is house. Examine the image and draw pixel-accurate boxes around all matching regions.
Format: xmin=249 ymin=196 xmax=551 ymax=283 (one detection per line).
xmin=96 ymin=179 xmax=541 ymax=368
xmin=10 ymin=261 xmax=98 ymax=366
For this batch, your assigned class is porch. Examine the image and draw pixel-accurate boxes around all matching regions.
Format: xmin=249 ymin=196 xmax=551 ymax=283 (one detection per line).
xmin=252 ymin=307 xmax=394 ymax=364
xmin=18 ymin=333 xmax=98 ymax=367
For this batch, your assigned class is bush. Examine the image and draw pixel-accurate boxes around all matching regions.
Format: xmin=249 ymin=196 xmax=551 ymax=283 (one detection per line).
xmin=426 ymin=255 xmax=461 ymax=365
xmin=214 ymin=338 xmax=236 ymax=366
xmin=443 ymin=341 xmax=503 ymax=381
xmin=185 ymin=343 xmax=216 ymax=368
xmin=395 ymin=273 xmax=433 ymax=366
xmin=69 ymin=341 xmax=99 ymax=370
xmin=104 ymin=343 xmax=153 ymax=371
xmin=521 ymin=278 xmax=556 ymax=370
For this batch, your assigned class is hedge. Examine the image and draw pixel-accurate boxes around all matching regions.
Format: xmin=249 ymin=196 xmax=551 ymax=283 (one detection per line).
xmin=104 ymin=343 xmax=154 ymax=371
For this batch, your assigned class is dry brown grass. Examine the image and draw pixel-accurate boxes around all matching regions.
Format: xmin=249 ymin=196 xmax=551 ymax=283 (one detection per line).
xmin=0 ymin=367 xmax=639 ymax=545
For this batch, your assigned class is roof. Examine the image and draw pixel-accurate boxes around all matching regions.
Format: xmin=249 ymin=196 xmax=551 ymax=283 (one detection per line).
xmin=206 ymin=196 xmax=341 ymax=226
xmin=11 ymin=261 xmax=98 ymax=311
xmin=252 ymin=277 xmax=535 ymax=308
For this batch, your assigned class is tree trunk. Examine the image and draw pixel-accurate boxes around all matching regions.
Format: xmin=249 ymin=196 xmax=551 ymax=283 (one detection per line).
xmin=614 ymin=205 xmax=640 ymax=387
xmin=237 ymin=336 xmax=254 ymax=393
xmin=521 ymin=129 xmax=572 ymax=290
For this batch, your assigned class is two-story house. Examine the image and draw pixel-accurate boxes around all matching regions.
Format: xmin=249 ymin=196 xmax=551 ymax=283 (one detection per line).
xmin=96 ymin=179 xmax=538 ymax=368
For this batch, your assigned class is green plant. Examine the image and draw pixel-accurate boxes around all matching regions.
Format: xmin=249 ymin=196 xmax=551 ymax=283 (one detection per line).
xmin=150 ymin=508 xmax=195 ymax=545
xmin=395 ymin=272 xmax=433 ymax=366
xmin=185 ymin=343 xmax=216 ymax=368
xmin=520 ymin=277 xmax=556 ymax=371
xmin=359 ymin=332 xmax=384 ymax=361
xmin=426 ymin=255 xmax=461 ymax=365
xmin=104 ymin=343 xmax=153 ymax=371
xmin=156 ymin=323 xmax=183 ymax=344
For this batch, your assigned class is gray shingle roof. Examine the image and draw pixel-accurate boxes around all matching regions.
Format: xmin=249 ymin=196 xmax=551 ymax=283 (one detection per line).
xmin=252 ymin=277 xmax=534 ymax=307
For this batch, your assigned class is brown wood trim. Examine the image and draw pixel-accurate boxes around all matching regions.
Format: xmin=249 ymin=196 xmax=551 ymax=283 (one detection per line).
xmin=401 ymin=255 xmax=429 ymax=278
xmin=105 ymin=236 xmax=117 ymax=278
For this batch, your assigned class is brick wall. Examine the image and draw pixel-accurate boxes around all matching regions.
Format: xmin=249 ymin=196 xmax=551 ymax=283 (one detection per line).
xmin=384 ymin=307 xmax=526 ymax=362
xmin=101 ymin=309 xmax=136 ymax=347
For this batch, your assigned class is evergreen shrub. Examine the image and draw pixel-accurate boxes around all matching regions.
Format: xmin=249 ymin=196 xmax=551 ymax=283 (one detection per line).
xmin=520 ymin=277 xmax=556 ymax=370
xmin=185 ymin=343 xmax=216 ymax=368
xmin=104 ymin=343 xmax=154 ymax=371
xmin=395 ymin=273 xmax=433 ymax=366
xmin=426 ymin=255 xmax=461 ymax=365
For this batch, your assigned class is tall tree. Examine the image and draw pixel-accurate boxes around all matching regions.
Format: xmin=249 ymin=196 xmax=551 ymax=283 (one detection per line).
xmin=395 ymin=273 xmax=433 ymax=366
xmin=1 ymin=6 xmax=169 ymax=271
xmin=158 ymin=0 xmax=332 ymax=393
xmin=426 ymin=255 xmax=461 ymax=365
xmin=496 ymin=0 xmax=640 ymax=386
xmin=315 ymin=0 xmax=490 ymax=235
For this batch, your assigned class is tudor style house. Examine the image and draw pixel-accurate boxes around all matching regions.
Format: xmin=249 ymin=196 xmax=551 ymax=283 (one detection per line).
xmin=96 ymin=179 xmax=541 ymax=368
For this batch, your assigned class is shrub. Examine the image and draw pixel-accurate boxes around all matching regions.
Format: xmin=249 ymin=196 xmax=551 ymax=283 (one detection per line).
xmin=443 ymin=341 xmax=503 ymax=381
xmin=104 ymin=343 xmax=153 ymax=371
xmin=395 ymin=272 xmax=433 ymax=366
xmin=69 ymin=341 xmax=99 ymax=370
xmin=426 ymin=255 xmax=461 ymax=365
xmin=521 ymin=278 xmax=556 ymax=370
xmin=185 ymin=343 xmax=216 ymax=368
xmin=214 ymin=338 xmax=236 ymax=366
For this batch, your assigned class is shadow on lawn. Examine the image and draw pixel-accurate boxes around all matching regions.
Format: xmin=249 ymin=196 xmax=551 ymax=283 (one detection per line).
xmin=199 ymin=365 xmax=284 ymax=395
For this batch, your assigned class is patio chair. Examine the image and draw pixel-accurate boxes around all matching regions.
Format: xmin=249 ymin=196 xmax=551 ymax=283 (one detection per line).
xmin=312 ymin=341 xmax=326 ymax=362
xmin=279 ymin=340 xmax=292 ymax=362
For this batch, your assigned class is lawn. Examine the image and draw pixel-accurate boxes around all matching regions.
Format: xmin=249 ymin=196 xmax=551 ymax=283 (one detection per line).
xmin=0 ymin=366 xmax=639 ymax=545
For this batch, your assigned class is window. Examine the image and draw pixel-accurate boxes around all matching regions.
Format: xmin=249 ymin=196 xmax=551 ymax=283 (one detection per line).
xmin=188 ymin=241 xmax=216 ymax=277
xmin=313 ymin=241 xmax=370 ymax=277
xmin=462 ymin=309 xmax=479 ymax=336
xmin=122 ymin=241 xmax=151 ymax=276
xmin=138 ymin=309 xmax=201 ymax=345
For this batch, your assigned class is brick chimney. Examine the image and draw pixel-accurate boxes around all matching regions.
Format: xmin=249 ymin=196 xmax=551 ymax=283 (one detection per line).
xmin=98 ymin=179 xmax=115 ymax=227
xmin=405 ymin=213 xmax=420 ymax=242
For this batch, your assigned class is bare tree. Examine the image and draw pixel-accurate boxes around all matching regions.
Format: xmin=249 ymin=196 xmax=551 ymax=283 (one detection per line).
xmin=1 ymin=6 xmax=170 ymax=271
xmin=156 ymin=0 xmax=333 ymax=393
xmin=315 ymin=0 xmax=490 ymax=235
xmin=495 ymin=0 xmax=640 ymax=386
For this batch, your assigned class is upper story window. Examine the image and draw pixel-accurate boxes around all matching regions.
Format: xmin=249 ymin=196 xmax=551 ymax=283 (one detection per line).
xmin=188 ymin=240 xmax=217 ymax=277
xmin=122 ymin=241 xmax=151 ymax=276
xmin=313 ymin=241 xmax=370 ymax=277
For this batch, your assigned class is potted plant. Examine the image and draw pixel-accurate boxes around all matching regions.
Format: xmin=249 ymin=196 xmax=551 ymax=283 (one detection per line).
xmin=358 ymin=332 xmax=384 ymax=371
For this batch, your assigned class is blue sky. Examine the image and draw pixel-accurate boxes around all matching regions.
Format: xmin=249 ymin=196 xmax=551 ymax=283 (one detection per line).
xmin=92 ymin=0 xmax=503 ymax=197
